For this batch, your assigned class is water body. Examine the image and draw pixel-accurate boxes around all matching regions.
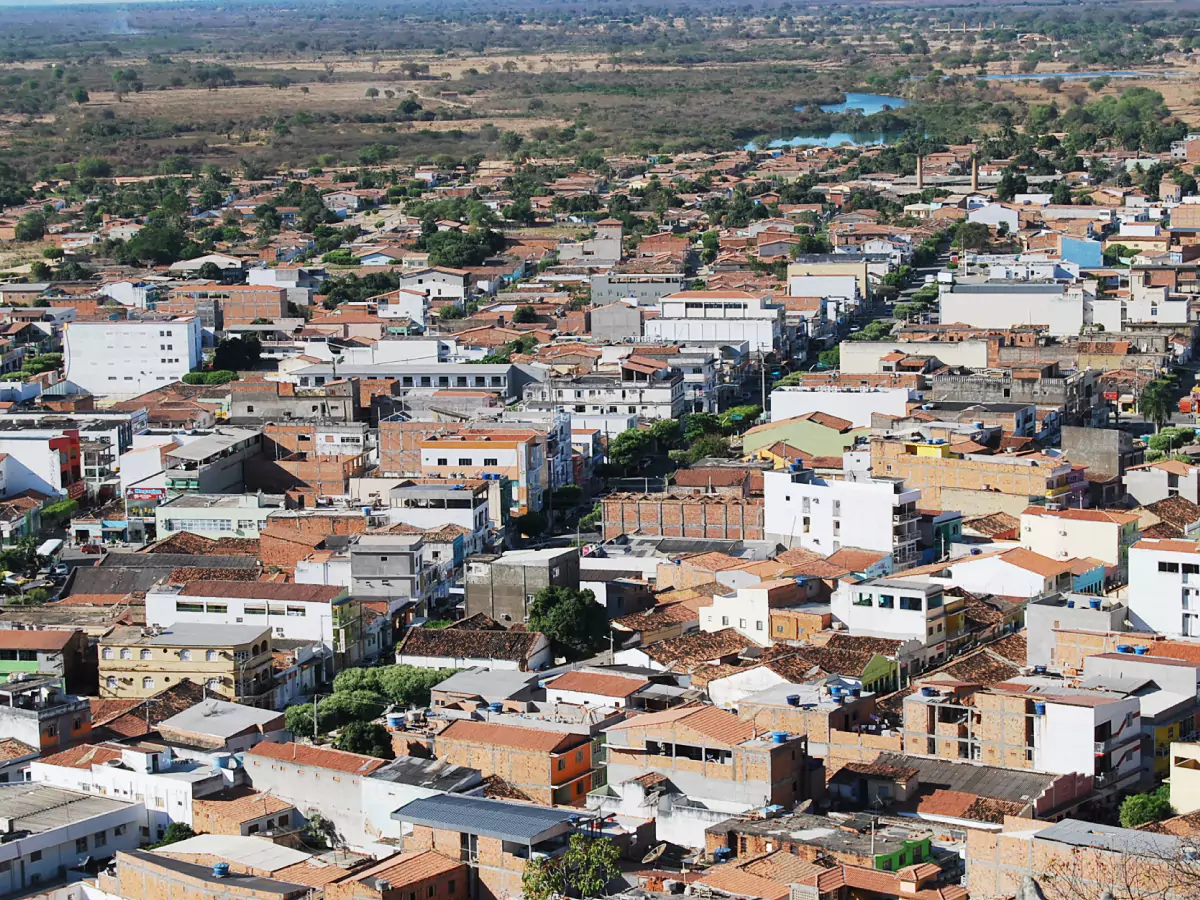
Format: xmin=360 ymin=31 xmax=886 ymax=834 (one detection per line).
xmin=975 ymin=70 xmax=1146 ymax=82
xmin=815 ymin=92 xmax=909 ymax=114
xmin=747 ymin=93 xmax=910 ymax=150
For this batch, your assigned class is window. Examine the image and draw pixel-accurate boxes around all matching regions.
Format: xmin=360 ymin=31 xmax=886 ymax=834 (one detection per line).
xmin=114 ymin=825 xmax=126 ymax=836
xmin=142 ymin=677 xmax=155 ymax=690
xmin=428 ymin=887 xmax=435 ymax=898
xmin=93 ymin=831 xmax=106 ymax=848
xmin=207 ymin=650 xmax=218 ymax=662
xmin=120 ymin=648 xmax=132 ymax=660
xmin=756 ymin=621 xmax=763 ymax=631
xmin=29 ymin=851 xmax=41 ymax=862
xmin=208 ymin=678 xmax=222 ymax=691
xmin=1161 ymin=561 xmax=1181 ymax=573
xmin=46 ymin=725 xmax=56 ymax=738
xmin=437 ymin=457 xmax=448 ymax=466
xmin=721 ymin=616 xmax=729 ymax=626
xmin=140 ymin=649 xmax=152 ymax=660
xmin=106 ymin=676 xmax=117 ymax=689
xmin=102 ymin=648 xmax=113 ymax=659
xmin=458 ymin=458 xmax=472 ymax=466
xmin=738 ymin=618 xmax=747 ymax=628
xmin=557 ymin=758 xmax=566 ymax=771
xmin=1185 ymin=564 xmax=1200 ymax=576
xmin=576 ymin=749 xmax=584 ymax=762
xmin=180 ymin=649 xmax=191 ymax=661
xmin=483 ymin=457 xmax=498 ymax=466
xmin=448 ymin=882 xmax=455 ymax=895
xmin=76 ymin=838 xmax=88 ymax=854
xmin=878 ymin=595 xmax=895 ymax=609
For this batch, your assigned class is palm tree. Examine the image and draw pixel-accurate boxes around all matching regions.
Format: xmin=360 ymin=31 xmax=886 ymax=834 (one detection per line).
xmin=1140 ymin=382 xmax=1172 ymax=433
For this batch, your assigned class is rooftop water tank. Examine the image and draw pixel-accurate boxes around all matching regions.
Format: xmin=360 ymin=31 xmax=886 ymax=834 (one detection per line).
xmin=770 ymin=731 xmax=788 ymax=744
xmin=785 ymin=694 xmax=801 ymax=707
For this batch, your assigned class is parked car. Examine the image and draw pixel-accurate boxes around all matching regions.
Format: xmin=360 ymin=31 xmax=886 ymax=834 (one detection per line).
xmin=79 ymin=544 xmax=103 ymax=555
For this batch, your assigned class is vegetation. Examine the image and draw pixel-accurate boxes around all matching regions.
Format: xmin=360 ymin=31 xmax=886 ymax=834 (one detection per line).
xmin=334 ymin=721 xmax=396 ymax=759
xmin=181 ymin=370 xmax=238 ymax=385
xmin=527 ymin=585 xmax=610 ymax=658
xmin=148 ymin=823 xmax=196 ymax=849
xmin=284 ymin=664 xmax=455 ymax=737
xmin=1119 ymin=785 xmax=1173 ymax=829
xmin=211 ymin=336 xmax=262 ymax=372
xmin=522 ymin=834 xmax=621 ymax=900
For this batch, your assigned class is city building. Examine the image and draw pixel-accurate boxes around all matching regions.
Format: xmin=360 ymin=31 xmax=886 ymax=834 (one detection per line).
xmin=465 ymin=548 xmax=580 ymax=624
xmin=0 ymin=676 xmax=91 ymax=753
xmin=645 ymin=290 xmax=783 ymax=354
xmin=98 ymin=624 xmax=275 ymax=706
xmin=63 ymin=317 xmax=202 ymax=399
xmin=1127 ymin=538 xmax=1200 ymax=636
xmin=163 ymin=429 xmax=263 ymax=494
xmin=155 ymin=493 xmax=282 ymax=539
xmin=419 ymin=430 xmax=548 ymax=514
xmin=522 ymin=357 xmax=686 ymax=422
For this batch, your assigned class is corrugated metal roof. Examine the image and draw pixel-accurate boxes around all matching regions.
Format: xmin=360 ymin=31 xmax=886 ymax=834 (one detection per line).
xmin=391 ymin=794 xmax=576 ymax=843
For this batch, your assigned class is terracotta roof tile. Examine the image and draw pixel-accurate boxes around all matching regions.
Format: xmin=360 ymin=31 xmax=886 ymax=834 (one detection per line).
xmin=437 ymin=719 xmax=582 ymax=753
xmin=0 ymin=739 xmax=35 ymax=762
xmin=396 ymin=625 xmax=546 ymax=663
xmin=342 ymin=851 xmax=462 ymax=888
xmin=177 ymin=582 xmax=344 ymax=602
xmin=192 ymin=787 xmax=295 ymax=825
xmin=545 ymin=670 xmax=650 ymax=698
xmin=247 ymin=741 xmax=387 ymax=775
xmin=0 ymin=630 xmax=78 ymax=651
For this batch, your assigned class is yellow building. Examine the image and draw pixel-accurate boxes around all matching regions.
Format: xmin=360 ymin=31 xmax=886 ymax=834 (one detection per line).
xmin=99 ymin=624 xmax=274 ymax=704
xmin=1170 ymin=741 xmax=1200 ymax=814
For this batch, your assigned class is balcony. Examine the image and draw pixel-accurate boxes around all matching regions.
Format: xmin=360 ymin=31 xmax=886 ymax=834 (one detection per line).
xmin=1045 ymin=484 xmax=1073 ymax=499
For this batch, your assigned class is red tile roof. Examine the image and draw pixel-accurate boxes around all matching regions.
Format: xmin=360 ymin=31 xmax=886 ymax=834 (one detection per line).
xmin=345 ymin=851 xmax=463 ymax=888
xmin=437 ymin=719 xmax=582 ymax=754
xmin=177 ymin=582 xmax=344 ymax=602
xmin=0 ymin=630 xmax=78 ymax=651
xmin=246 ymin=741 xmax=387 ymax=775
xmin=545 ymin=670 xmax=650 ymax=698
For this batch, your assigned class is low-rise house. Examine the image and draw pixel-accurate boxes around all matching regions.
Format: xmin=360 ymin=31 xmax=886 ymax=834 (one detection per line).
xmin=0 ymin=629 xmax=89 ymax=691
xmin=0 ymin=784 xmax=143 ymax=895
xmin=395 ymin=621 xmax=551 ymax=672
xmin=594 ymin=703 xmax=810 ymax=847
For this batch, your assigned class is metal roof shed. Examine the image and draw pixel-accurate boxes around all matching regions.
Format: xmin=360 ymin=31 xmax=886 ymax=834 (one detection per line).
xmin=391 ymin=795 xmax=579 ymax=844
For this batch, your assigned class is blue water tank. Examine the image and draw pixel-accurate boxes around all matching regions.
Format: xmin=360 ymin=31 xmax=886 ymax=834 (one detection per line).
xmin=785 ymin=694 xmax=801 ymax=707
xmin=1116 ymin=644 xmax=1133 ymax=654
xmin=1134 ymin=645 xmax=1149 ymax=655
xmin=213 ymin=863 xmax=230 ymax=878
xmin=1089 ymin=599 xmax=1102 ymax=610
xmin=1033 ymin=702 xmax=1046 ymax=715
xmin=849 ymin=687 xmax=862 ymax=698
xmin=386 ymin=713 xmax=404 ymax=729
xmin=488 ymin=701 xmax=503 ymax=713
xmin=920 ymin=686 xmax=937 ymax=697
xmin=714 ymin=848 xmax=733 ymax=862
xmin=770 ymin=730 xmax=788 ymax=744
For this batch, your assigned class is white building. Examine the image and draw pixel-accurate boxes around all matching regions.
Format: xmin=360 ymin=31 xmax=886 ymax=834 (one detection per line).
xmin=30 ymin=741 xmax=232 ymax=837
xmin=522 ymin=360 xmax=685 ymax=421
xmin=645 ymin=291 xmax=783 ymax=354
xmin=155 ymin=493 xmax=282 ymax=539
xmin=840 ymin=339 xmax=990 ymax=374
xmin=938 ymin=282 xmax=1084 ymax=335
xmin=966 ymin=202 xmax=1020 ymax=233
xmin=769 ymin=384 xmax=915 ymax=427
xmin=1020 ymin=507 xmax=1139 ymax=570
xmin=0 ymin=784 xmax=143 ymax=894
xmin=921 ymin=547 xmax=1077 ymax=599
xmin=145 ymin=582 xmax=349 ymax=646
xmin=699 ymin=580 xmax=807 ymax=643
xmin=63 ymin=317 xmax=202 ymax=399
xmin=763 ymin=465 xmax=920 ymax=567
xmin=395 ymin=267 xmax=468 ymax=303
xmin=1127 ymin=538 xmax=1200 ymax=636
xmin=832 ymin=578 xmax=946 ymax=645
xmin=376 ymin=288 xmax=431 ymax=326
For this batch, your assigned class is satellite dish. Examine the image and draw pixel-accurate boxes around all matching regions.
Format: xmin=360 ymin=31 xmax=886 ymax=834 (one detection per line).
xmin=642 ymin=843 xmax=667 ymax=865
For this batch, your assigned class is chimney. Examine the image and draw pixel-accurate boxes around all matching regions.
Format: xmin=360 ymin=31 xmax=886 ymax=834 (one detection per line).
xmin=971 ymin=156 xmax=979 ymax=193
xmin=916 ymin=156 xmax=924 ymax=191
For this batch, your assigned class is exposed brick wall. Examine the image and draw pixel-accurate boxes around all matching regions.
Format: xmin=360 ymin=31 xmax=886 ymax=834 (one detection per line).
xmin=601 ymin=496 xmax=765 ymax=541
xmin=378 ymin=420 xmax=458 ymax=475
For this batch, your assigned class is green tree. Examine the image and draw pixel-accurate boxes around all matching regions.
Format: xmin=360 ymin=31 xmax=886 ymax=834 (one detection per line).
xmin=71 ymin=87 xmax=89 ymax=105
xmin=149 ymin=823 xmax=196 ymax=849
xmin=197 ymin=261 xmax=223 ymax=281
xmin=608 ymin=428 xmax=654 ymax=471
xmin=511 ymin=305 xmax=538 ymax=324
xmin=513 ymin=510 xmax=548 ymax=538
xmin=522 ymin=835 xmax=620 ymax=900
xmin=284 ymin=703 xmax=317 ymax=738
xmin=818 ymin=347 xmax=841 ymax=368
xmin=211 ymin=335 xmax=262 ymax=372
xmin=335 ymin=721 xmax=395 ymax=759
xmin=365 ymin=87 xmax=380 ymax=99
xmin=1140 ymin=380 xmax=1174 ymax=433
xmin=1119 ymin=785 xmax=1172 ymax=828
xmin=579 ymin=503 xmax=602 ymax=531
xmin=649 ymin=419 xmax=683 ymax=448
xmin=14 ymin=212 xmax=46 ymax=242
xmin=527 ymin=586 xmax=609 ymax=658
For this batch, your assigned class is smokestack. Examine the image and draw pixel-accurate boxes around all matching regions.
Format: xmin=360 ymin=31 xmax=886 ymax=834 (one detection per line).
xmin=916 ymin=156 xmax=924 ymax=191
xmin=971 ymin=156 xmax=979 ymax=193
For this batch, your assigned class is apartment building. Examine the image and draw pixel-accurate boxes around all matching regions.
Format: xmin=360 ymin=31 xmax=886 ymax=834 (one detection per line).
xmin=931 ymin=364 xmax=1099 ymax=427
xmin=1020 ymin=507 xmax=1139 ymax=573
xmin=145 ymin=582 xmax=349 ymax=650
xmin=63 ymin=317 xmax=202 ymax=399
xmin=522 ymin=357 xmax=686 ymax=421
xmin=763 ymin=465 xmax=921 ymax=568
xmin=871 ymin=434 xmax=1089 ymax=515
xmin=292 ymin=362 xmax=536 ymax=405
xmin=102 ymin=850 xmax=310 ymax=900
xmin=1127 ymin=538 xmax=1200 ymax=636
xmin=163 ymin=428 xmax=262 ymax=494
xmin=591 ymin=271 xmax=686 ymax=306
xmin=419 ymin=429 xmax=547 ymax=514
xmin=645 ymin=290 xmax=783 ymax=354
xmin=902 ymin=676 xmax=1142 ymax=793
xmin=98 ymin=624 xmax=275 ymax=706
xmin=0 ymin=630 xmax=89 ymax=690
xmin=1125 ymin=459 xmax=1200 ymax=506
xmin=699 ymin=580 xmax=806 ymax=643
xmin=421 ymin=718 xmax=596 ymax=806
xmin=381 ymin=480 xmax=492 ymax=553
xmin=596 ymin=704 xmax=809 ymax=847
xmin=161 ymin=283 xmax=287 ymax=326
